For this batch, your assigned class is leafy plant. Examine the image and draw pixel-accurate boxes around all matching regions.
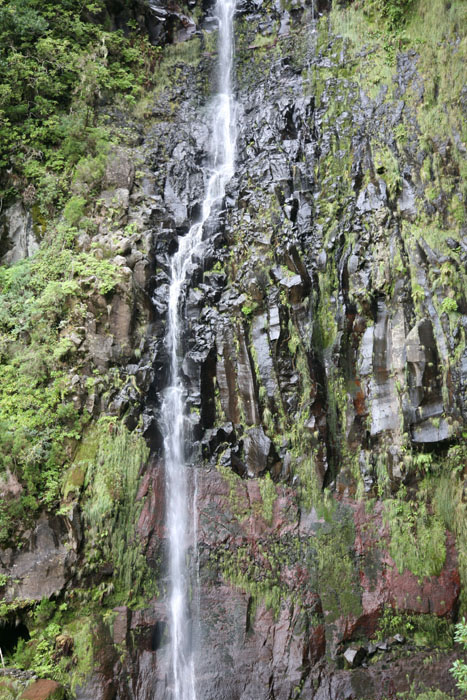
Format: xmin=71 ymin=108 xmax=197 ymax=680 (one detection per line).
xmin=440 ymin=297 xmax=458 ymax=314
xmin=0 ymin=0 xmax=159 ymax=209
xmin=451 ymin=618 xmax=467 ymax=691
xmin=385 ymin=496 xmax=446 ymax=579
xmin=363 ymin=0 xmax=414 ymax=30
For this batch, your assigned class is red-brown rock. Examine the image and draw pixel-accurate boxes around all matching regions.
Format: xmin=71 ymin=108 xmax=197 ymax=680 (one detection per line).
xmin=20 ymin=680 xmax=65 ymax=700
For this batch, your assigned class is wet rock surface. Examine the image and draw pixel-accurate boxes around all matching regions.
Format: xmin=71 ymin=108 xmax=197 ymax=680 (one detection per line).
xmin=0 ymin=514 xmax=79 ymax=602
xmin=72 ymin=0 xmax=466 ymax=695
xmin=1 ymin=0 xmax=466 ymax=698
xmin=0 ymin=201 xmax=38 ymax=264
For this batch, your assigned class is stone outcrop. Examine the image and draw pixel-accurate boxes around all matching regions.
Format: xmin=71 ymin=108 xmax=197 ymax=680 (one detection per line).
xmin=0 ymin=0 xmax=465 ymax=697
xmin=0 ymin=201 xmax=38 ymax=264
xmin=0 ymin=513 xmax=79 ymax=602
xmin=20 ymin=680 xmax=66 ymax=700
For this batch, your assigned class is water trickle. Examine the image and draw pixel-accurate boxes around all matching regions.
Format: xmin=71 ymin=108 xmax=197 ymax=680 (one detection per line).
xmin=159 ymin=0 xmax=236 ymax=697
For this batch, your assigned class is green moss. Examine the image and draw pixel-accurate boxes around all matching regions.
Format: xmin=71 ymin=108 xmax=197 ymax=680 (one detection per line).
xmin=258 ymin=473 xmax=277 ymax=525
xmin=376 ymin=608 xmax=453 ymax=649
xmin=374 ymin=146 xmax=401 ymax=199
xmin=384 ymin=495 xmax=446 ymax=579
xmin=216 ymin=462 xmax=249 ymax=522
xmin=10 ymin=600 xmax=96 ymax=692
xmin=68 ymin=619 xmax=94 ymax=692
xmin=213 ymin=533 xmax=314 ymax=619
xmin=316 ymin=511 xmax=362 ymax=624
xmin=432 ymin=444 xmax=467 ymax=612
xmin=80 ymin=418 xmax=152 ymax=600
xmin=0 ymin=219 xmax=125 ymax=543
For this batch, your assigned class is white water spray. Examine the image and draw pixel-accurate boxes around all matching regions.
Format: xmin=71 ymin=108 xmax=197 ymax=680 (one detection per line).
xmin=160 ymin=0 xmax=236 ymax=697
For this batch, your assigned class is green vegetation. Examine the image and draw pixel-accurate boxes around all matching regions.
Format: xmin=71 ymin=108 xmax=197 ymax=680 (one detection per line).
xmin=0 ymin=0 xmax=164 ymax=547
xmin=362 ymin=0 xmax=414 ymax=30
xmin=3 ymin=420 xmax=153 ymax=686
xmin=258 ymin=473 xmax=277 ymax=524
xmin=377 ymin=608 xmax=453 ymax=649
xmin=316 ymin=512 xmax=362 ymax=624
xmin=213 ymin=533 xmax=315 ymax=619
xmin=0 ymin=0 xmax=159 ymax=209
xmin=394 ymin=686 xmax=454 ymax=700
xmin=431 ymin=444 xmax=467 ymax=611
xmin=0 ymin=222 xmax=123 ymax=544
xmin=0 ymin=0 xmax=464 ymax=690
xmin=78 ymin=418 xmax=152 ymax=600
xmin=9 ymin=598 xmax=97 ymax=691
xmin=385 ymin=495 xmax=446 ymax=579
xmin=451 ymin=618 xmax=467 ymax=692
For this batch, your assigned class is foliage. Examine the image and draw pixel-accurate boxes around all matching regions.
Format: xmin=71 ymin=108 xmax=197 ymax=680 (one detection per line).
xmin=213 ymin=533 xmax=313 ymax=619
xmin=431 ymin=443 xmax=467 ymax=611
xmin=362 ymin=0 xmax=414 ymax=30
xmin=451 ymin=618 xmax=467 ymax=692
xmin=258 ymin=473 xmax=277 ymax=525
xmin=395 ymin=685 xmax=454 ymax=700
xmin=0 ymin=0 xmax=159 ymax=209
xmin=0 ymin=223 xmax=121 ymax=544
xmin=377 ymin=608 xmax=453 ymax=648
xmin=316 ymin=511 xmax=362 ymax=624
xmin=8 ymin=421 xmax=152 ymax=683
xmin=385 ymin=495 xmax=446 ymax=579
xmin=79 ymin=418 xmax=152 ymax=600
xmin=11 ymin=598 xmax=95 ymax=691
xmin=241 ymin=301 xmax=258 ymax=316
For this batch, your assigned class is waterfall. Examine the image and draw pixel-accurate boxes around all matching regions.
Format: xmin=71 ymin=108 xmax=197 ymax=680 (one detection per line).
xmin=160 ymin=0 xmax=237 ymax=697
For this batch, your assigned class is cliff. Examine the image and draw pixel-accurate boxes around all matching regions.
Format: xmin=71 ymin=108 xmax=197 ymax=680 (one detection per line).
xmin=0 ymin=0 xmax=466 ymax=698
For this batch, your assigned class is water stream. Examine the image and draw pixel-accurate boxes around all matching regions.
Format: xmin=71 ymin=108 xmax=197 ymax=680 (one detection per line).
xmin=160 ymin=0 xmax=237 ymax=697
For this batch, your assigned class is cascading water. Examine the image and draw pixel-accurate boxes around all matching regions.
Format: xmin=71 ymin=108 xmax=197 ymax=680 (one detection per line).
xmin=160 ymin=0 xmax=236 ymax=697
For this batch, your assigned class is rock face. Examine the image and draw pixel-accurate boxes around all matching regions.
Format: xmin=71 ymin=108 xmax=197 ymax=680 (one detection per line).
xmin=1 ymin=0 xmax=465 ymax=698
xmin=108 ymin=0 xmax=465 ymax=694
xmin=70 ymin=0 xmax=465 ymax=696
xmin=0 ymin=201 xmax=38 ymax=264
xmin=0 ymin=513 xmax=79 ymax=602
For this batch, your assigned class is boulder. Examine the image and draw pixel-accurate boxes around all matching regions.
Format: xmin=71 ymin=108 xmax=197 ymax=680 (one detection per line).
xmin=0 ymin=202 xmax=38 ymax=264
xmin=103 ymin=149 xmax=135 ymax=191
xmin=343 ymin=646 xmax=366 ymax=668
xmin=20 ymin=680 xmax=66 ymax=700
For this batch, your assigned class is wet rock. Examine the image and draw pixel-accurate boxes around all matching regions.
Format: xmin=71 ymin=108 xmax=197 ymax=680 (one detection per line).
xmin=0 ymin=201 xmax=38 ymax=264
xmin=343 ymin=646 xmax=366 ymax=668
xmin=279 ymin=273 xmax=305 ymax=306
xmin=251 ymin=314 xmax=277 ymax=398
xmin=23 ymin=0 xmax=464 ymax=697
xmin=397 ymin=177 xmax=417 ymax=219
xmin=356 ymin=180 xmax=388 ymax=213
xmin=0 ymin=514 xmax=76 ymax=601
xmin=112 ymin=606 xmax=131 ymax=645
xmin=243 ymin=426 xmax=273 ymax=477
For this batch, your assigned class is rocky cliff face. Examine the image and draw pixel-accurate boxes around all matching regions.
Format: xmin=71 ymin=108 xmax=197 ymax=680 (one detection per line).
xmin=0 ymin=0 xmax=466 ymax=698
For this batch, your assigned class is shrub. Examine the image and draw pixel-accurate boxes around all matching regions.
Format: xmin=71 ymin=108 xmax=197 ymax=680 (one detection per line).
xmin=451 ymin=618 xmax=467 ymax=691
